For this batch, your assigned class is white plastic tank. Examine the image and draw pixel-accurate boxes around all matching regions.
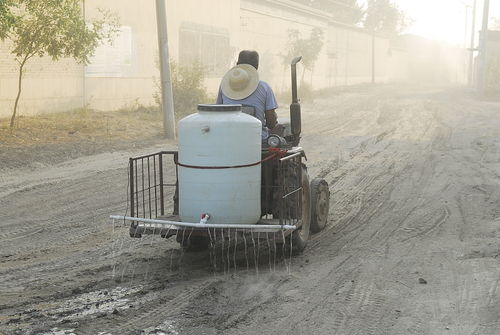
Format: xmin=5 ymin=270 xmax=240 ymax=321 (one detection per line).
xmin=178 ymin=104 xmax=262 ymax=224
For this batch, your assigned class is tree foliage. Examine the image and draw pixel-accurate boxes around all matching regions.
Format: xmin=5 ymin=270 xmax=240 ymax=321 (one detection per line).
xmin=1 ymin=0 xmax=119 ymax=127
xmin=282 ymin=27 xmax=324 ymax=72
xmin=292 ymin=0 xmax=363 ymax=25
xmin=0 ymin=0 xmax=16 ymax=40
xmin=332 ymin=0 xmax=364 ymax=24
xmin=363 ymin=0 xmax=409 ymax=35
xmin=8 ymin=0 xmax=118 ymax=64
xmin=154 ymin=61 xmax=209 ymax=120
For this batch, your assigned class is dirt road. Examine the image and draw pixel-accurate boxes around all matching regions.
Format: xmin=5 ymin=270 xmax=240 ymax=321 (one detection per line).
xmin=1 ymin=85 xmax=499 ymax=335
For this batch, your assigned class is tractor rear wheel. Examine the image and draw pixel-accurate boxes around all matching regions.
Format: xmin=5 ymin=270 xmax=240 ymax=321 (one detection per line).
xmin=310 ymin=178 xmax=330 ymax=233
xmin=288 ymin=165 xmax=311 ymax=254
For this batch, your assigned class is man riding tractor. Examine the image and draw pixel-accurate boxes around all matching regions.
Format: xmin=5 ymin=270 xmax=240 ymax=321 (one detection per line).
xmin=216 ymin=50 xmax=284 ymax=140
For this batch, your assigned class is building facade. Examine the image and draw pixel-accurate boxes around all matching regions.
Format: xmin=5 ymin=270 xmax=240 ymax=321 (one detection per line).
xmin=0 ymin=0 xmax=466 ymax=118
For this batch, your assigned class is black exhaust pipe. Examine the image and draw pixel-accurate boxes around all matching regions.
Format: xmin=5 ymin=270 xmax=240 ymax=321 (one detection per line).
xmin=290 ymin=56 xmax=302 ymax=146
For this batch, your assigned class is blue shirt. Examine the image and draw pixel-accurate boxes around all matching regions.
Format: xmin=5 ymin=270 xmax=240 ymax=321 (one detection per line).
xmin=216 ymin=81 xmax=278 ymax=139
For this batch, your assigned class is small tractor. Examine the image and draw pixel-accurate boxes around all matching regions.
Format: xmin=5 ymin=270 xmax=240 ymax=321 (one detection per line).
xmin=111 ymin=57 xmax=330 ymax=256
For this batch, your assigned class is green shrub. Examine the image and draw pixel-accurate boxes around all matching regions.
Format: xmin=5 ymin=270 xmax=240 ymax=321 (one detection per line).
xmin=154 ymin=61 xmax=210 ymax=120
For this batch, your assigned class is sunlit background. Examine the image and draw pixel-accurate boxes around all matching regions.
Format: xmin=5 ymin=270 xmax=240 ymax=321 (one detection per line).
xmin=361 ymin=0 xmax=500 ymax=46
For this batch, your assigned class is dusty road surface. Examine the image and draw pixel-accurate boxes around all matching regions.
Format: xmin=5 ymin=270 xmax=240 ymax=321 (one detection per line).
xmin=1 ymin=85 xmax=499 ymax=335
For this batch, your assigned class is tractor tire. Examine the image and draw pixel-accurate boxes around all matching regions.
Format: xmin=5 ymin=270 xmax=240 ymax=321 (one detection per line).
xmin=310 ymin=178 xmax=330 ymax=233
xmin=288 ymin=165 xmax=311 ymax=254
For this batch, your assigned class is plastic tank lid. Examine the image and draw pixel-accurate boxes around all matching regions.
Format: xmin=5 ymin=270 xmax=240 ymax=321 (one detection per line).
xmin=197 ymin=104 xmax=242 ymax=112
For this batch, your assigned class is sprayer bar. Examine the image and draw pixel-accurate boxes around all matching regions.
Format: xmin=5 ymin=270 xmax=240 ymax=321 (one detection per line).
xmin=110 ymin=215 xmax=297 ymax=232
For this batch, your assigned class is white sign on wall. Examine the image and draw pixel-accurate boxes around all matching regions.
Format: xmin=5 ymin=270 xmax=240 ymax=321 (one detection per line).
xmin=85 ymin=25 xmax=133 ymax=77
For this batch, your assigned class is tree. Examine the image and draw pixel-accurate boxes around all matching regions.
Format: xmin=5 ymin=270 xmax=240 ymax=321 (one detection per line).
xmin=363 ymin=0 xmax=409 ymax=35
xmin=291 ymin=0 xmax=364 ymax=25
xmin=0 ymin=0 xmax=16 ymax=40
xmin=363 ymin=0 xmax=409 ymax=83
xmin=1 ymin=0 xmax=118 ymax=128
xmin=282 ymin=27 xmax=325 ymax=83
xmin=332 ymin=0 xmax=364 ymax=24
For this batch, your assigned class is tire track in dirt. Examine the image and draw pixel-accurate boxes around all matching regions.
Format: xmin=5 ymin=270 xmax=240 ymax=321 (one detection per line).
xmin=400 ymin=206 xmax=450 ymax=243
xmin=324 ymin=103 xmax=442 ymax=248
xmin=175 ymin=89 xmax=447 ymax=335
xmin=215 ymin=257 xmax=360 ymax=335
xmin=0 ymin=228 xmax=177 ymax=301
xmin=4 ymin=86 xmax=500 ymax=334
xmin=0 ymin=164 xmax=176 ymax=289
xmin=0 ymin=172 xmax=126 ymax=242
xmin=236 ymin=92 xmax=450 ymax=335
xmin=307 ymin=142 xmax=409 ymax=253
xmin=220 ymin=96 xmax=432 ymax=335
xmin=314 ymin=109 xmax=375 ymax=135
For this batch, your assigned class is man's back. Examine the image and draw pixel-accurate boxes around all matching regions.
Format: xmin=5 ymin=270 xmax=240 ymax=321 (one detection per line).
xmin=216 ymin=80 xmax=278 ymax=139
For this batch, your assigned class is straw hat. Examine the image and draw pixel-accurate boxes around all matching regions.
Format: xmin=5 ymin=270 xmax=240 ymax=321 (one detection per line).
xmin=221 ymin=64 xmax=259 ymax=100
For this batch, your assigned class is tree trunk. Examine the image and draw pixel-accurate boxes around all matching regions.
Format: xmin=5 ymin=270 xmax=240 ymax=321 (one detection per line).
xmin=10 ymin=58 xmax=27 ymax=128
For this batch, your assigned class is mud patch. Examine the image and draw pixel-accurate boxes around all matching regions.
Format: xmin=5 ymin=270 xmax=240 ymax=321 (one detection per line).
xmin=4 ymin=286 xmax=143 ymax=334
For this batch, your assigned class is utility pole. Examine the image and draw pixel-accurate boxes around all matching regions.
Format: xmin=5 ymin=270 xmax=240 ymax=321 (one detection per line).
xmin=464 ymin=5 xmax=469 ymax=50
xmin=468 ymin=0 xmax=477 ymax=86
xmin=155 ymin=0 xmax=176 ymax=139
xmin=82 ymin=0 xmax=86 ymax=108
xmin=478 ymin=0 xmax=490 ymax=95
xmin=463 ymin=5 xmax=470 ymax=85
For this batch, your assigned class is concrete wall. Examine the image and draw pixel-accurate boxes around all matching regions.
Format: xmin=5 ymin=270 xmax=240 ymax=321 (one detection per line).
xmin=240 ymin=0 xmax=327 ymax=91
xmin=0 ymin=40 xmax=83 ymax=118
xmin=83 ymin=0 xmax=241 ymax=110
xmin=0 ymin=0 xmax=240 ymax=117
xmin=326 ymin=27 xmax=390 ymax=86
xmin=239 ymin=0 xmax=390 ymax=93
xmin=83 ymin=0 xmax=158 ymax=111
xmin=169 ymin=0 xmax=240 ymax=91
xmin=0 ymin=0 xmax=468 ymax=118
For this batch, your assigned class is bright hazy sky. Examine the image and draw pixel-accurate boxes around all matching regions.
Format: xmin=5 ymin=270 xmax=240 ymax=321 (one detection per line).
xmin=361 ymin=0 xmax=500 ymax=46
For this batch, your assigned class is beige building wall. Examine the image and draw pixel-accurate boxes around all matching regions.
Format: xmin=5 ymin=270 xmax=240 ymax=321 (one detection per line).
xmin=83 ymin=0 xmax=240 ymax=109
xmin=239 ymin=0 xmax=391 ymax=94
xmin=0 ymin=40 xmax=83 ymax=119
xmin=327 ymin=27 xmax=390 ymax=86
xmin=240 ymin=0 xmax=328 ymax=91
xmin=169 ymin=0 xmax=240 ymax=93
xmin=0 ymin=0 xmax=468 ymax=119
xmin=386 ymin=47 xmax=410 ymax=82
xmin=83 ymin=0 xmax=158 ymax=111
xmin=0 ymin=0 xmax=242 ymax=118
